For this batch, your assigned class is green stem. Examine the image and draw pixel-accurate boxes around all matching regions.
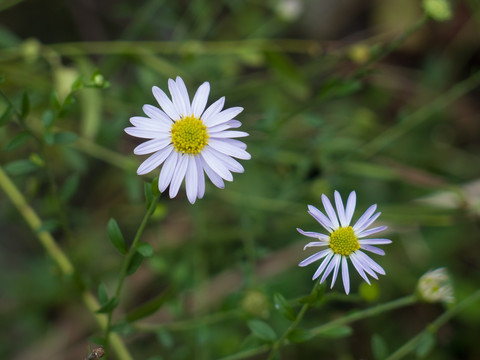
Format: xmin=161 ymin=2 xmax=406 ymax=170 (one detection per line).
xmin=103 ymin=196 xmax=159 ymax=353
xmin=0 ymin=165 xmax=132 ymax=360
xmin=386 ymin=290 xmax=480 ymax=360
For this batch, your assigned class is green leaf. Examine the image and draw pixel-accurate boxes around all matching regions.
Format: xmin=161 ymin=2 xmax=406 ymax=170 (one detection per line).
xmin=126 ymin=252 xmax=145 ymax=276
xmin=288 ymin=328 xmax=314 ymax=343
xmin=136 ymin=242 xmax=153 ymax=257
xmin=98 ymin=283 xmax=109 ymax=305
xmin=247 ymin=319 xmax=277 ymax=343
xmin=0 ymin=105 xmax=13 ymax=126
xmin=317 ymin=325 xmax=352 ymax=338
xmin=20 ymin=92 xmax=30 ymax=118
xmin=4 ymin=159 xmax=38 ymax=175
xmin=71 ymin=77 xmax=84 ymax=91
xmin=96 ymin=296 xmax=119 ymax=313
xmin=144 ymin=182 xmax=154 ymax=209
xmin=107 ymin=218 xmax=127 ymax=255
xmin=298 ymin=287 xmax=324 ymax=305
xmin=60 ymin=173 xmax=80 ymax=201
xmin=53 ymin=131 xmax=78 ymax=144
xmin=273 ymin=293 xmax=296 ymax=321
xmin=416 ymin=332 xmax=435 ymax=358
xmin=3 ymin=131 xmax=31 ymax=152
xmin=372 ymin=334 xmax=389 ymax=360
xmin=111 ymin=321 xmax=135 ymax=335
xmin=42 ymin=110 xmax=55 ymax=129
xmin=126 ymin=287 xmax=173 ymax=322
xmin=36 ymin=219 xmax=60 ymax=233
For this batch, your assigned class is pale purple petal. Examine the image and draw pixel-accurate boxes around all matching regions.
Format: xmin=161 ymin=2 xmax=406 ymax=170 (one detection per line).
xmin=201 ymin=97 xmax=225 ymax=124
xmin=352 ymin=252 xmax=378 ymax=279
xmin=134 ymin=138 xmax=171 ymax=155
xmin=299 ymin=248 xmax=331 ymax=267
xmin=352 ymin=204 xmax=377 ymax=232
xmin=320 ymin=255 xmax=338 ymax=284
xmin=125 ymin=127 xmax=168 ymax=139
xmin=195 ymin=156 xmax=205 ymax=199
xmin=158 ymin=151 xmax=178 ymax=192
xmin=201 ymin=147 xmax=233 ymax=181
xmin=201 ymin=157 xmax=225 ymax=189
xmin=185 ymin=156 xmax=198 ymax=204
xmin=345 ymin=191 xmax=357 ymax=226
xmin=208 ymin=139 xmax=250 ymax=160
xmin=152 ymin=86 xmax=180 ymax=120
xmin=312 ymin=252 xmax=334 ymax=280
xmin=192 ymin=82 xmax=210 ymax=118
xmin=349 ymin=254 xmax=371 ymax=285
xmin=342 ymin=257 xmax=350 ymax=294
xmin=208 ymin=147 xmax=244 ymax=173
xmin=357 ymin=225 xmax=387 ymax=238
xmin=308 ymin=205 xmax=335 ymax=232
xmin=204 ymin=107 xmax=243 ymax=127
xmin=330 ymin=254 xmax=342 ymax=288
xmin=297 ymin=228 xmax=330 ymax=241
xmin=358 ymin=238 xmax=392 ymax=245
xmin=169 ymin=154 xmax=188 ymax=198
xmin=142 ymin=105 xmax=174 ymax=126
xmin=209 ymin=130 xmax=249 ymax=138
xmin=303 ymin=241 xmax=329 ymax=250
xmin=137 ymin=146 xmax=173 ymax=175
xmin=217 ymin=138 xmax=247 ymax=150
xmin=175 ymin=76 xmax=191 ymax=114
xmin=334 ymin=191 xmax=347 ymax=227
xmin=361 ymin=245 xmax=385 ymax=256
xmin=354 ymin=212 xmax=381 ymax=234
xmin=356 ymin=250 xmax=385 ymax=275
xmin=130 ymin=116 xmax=171 ymax=131
xmin=168 ymin=78 xmax=189 ymax=116
xmin=322 ymin=194 xmax=340 ymax=229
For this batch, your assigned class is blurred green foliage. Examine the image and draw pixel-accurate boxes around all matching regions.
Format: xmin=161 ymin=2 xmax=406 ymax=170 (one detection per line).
xmin=1 ymin=0 xmax=480 ymax=359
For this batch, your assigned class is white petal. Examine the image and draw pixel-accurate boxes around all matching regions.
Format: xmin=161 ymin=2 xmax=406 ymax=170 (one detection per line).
xmin=201 ymin=157 xmax=225 ymax=189
xmin=349 ymin=254 xmax=371 ymax=285
xmin=345 ymin=191 xmax=357 ymax=226
xmin=192 ymin=82 xmax=210 ymax=117
xmin=217 ymin=138 xmax=247 ymax=150
xmin=195 ymin=156 xmax=205 ymax=199
xmin=308 ymin=205 xmax=335 ymax=232
xmin=137 ymin=146 xmax=173 ymax=175
xmin=204 ymin=107 xmax=243 ymax=127
xmin=125 ymin=127 xmax=167 ymax=139
xmin=357 ymin=226 xmax=387 ymax=238
xmin=168 ymin=78 xmax=189 ymax=116
xmin=175 ymin=76 xmax=191 ymax=114
xmin=169 ymin=154 xmax=188 ymax=198
xmin=208 ymin=147 xmax=244 ymax=173
xmin=158 ymin=151 xmax=178 ymax=192
xmin=299 ymin=248 xmax=331 ymax=267
xmin=129 ymin=116 xmax=171 ymax=131
xmin=210 ymin=130 xmax=249 ymax=138
xmin=297 ymin=228 xmax=329 ymax=241
xmin=312 ymin=252 xmax=334 ymax=280
xmin=322 ymin=194 xmax=340 ymax=229
xmin=342 ymin=257 xmax=350 ymax=294
xmin=142 ymin=105 xmax=174 ymax=126
xmin=208 ymin=120 xmax=242 ymax=133
xmin=201 ymin=97 xmax=225 ymax=124
xmin=225 ymin=120 xmax=241 ymax=128
xmin=134 ymin=138 xmax=171 ymax=155
xmin=152 ymin=86 xmax=180 ymax=120
xmin=208 ymin=139 xmax=250 ymax=160
xmin=185 ymin=156 xmax=198 ymax=204
xmin=201 ymin=147 xmax=233 ymax=181
xmin=330 ymin=254 xmax=342 ymax=288
xmin=358 ymin=238 xmax=392 ymax=245
xmin=353 ymin=204 xmax=377 ymax=232
xmin=334 ymin=191 xmax=347 ymax=227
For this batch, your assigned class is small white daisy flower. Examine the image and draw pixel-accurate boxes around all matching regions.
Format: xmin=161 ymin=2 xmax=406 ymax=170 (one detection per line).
xmin=125 ymin=76 xmax=251 ymax=204
xmin=298 ymin=191 xmax=391 ymax=294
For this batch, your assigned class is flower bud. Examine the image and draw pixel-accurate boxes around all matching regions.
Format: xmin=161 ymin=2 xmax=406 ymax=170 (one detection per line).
xmin=417 ymin=268 xmax=454 ymax=304
xmin=422 ymin=0 xmax=452 ymax=22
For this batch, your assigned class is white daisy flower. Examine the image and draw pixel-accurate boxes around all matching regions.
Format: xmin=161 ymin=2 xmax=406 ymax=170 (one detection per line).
xmin=298 ymin=191 xmax=391 ymax=294
xmin=125 ymin=76 xmax=251 ymax=204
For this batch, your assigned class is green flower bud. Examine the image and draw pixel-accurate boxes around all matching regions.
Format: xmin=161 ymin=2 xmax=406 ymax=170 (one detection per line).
xmin=423 ymin=0 xmax=452 ymax=22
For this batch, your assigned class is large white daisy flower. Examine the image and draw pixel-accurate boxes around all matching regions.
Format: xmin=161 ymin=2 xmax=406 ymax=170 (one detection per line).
xmin=298 ymin=191 xmax=391 ymax=294
xmin=125 ymin=76 xmax=251 ymax=204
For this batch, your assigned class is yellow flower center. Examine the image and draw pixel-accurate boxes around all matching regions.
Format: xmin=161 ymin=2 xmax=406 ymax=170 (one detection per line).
xmin=329 ymin=226 xmax=360 ymax=256
xmin=171 ymin=115 xmax=209 ymax=155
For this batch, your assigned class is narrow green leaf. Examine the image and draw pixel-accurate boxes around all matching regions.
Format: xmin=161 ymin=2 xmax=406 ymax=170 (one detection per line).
xmin=71 ymin=77 xmax=84 ymax=91
xmin=107 ymin=218 xmax=127 ymax=255
xmin=144 ymin=182 xmax=154 ymax=209
xmin=298 ymin=287 xmax=324 ymax=305
xmin=273 ymin=293 xmax=296 ymax=321
xmin=60 ymin=173 xmax=80 ymax=201
xmin=288 ymin=328 xmax=314 ymax=343
xmin=372 ymin=334 xmax=389 ymax=360
xmin=247 ymin=319 xmax=277 ymax=343
xmin=98 ymin=283 xmax=109 ymax=305
xmin=53 ymin=131 xmax=78 ymax=144
xmin=126 ymin=252 xmax=145 ymax=276
xmin=3 ymin=131 xmax=31 ymax=152
xmin=126 ymin=287 xmax=173 ymax=322
xmin=416 ymin=332 xmax=435 ymax=358
xmin=317 ymin=325 xmax=352 ymax=338
xmin=20 ymin=92 xmax=30 ymax=118
xmin=0 ymin=105 xmax=13 ymax=126
xmin=42 ymin=110 xmax=55 ymax=129
xmin=96 ymin=297 xmax=119 ymax=313
xmin=136 ymin=242 xmax=153 ymax=257
xmin=4 ymin=159 xmax=38 ymax=175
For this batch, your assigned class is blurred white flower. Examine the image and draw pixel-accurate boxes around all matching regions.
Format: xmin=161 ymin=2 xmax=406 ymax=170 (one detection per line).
xmin=417 ymin=268 xmax=455 ymax=304
xmin=276 ymin=0 xmax=303 ymax=21
xmin=125 ymin=76 xmax=250 ymax=204
xmin=298 ymin=191 xmax=391 ymax=294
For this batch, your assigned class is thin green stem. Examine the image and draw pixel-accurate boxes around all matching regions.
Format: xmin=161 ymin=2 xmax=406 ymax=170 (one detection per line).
xmin=386 ymin=290 xmax=480 ymax=360
xmin=103 ymin=196 xmax=159 ymax=353
xmin=267 ymin=281 xmax=320 ymax=360
xmin=0 ymin=165 xmax=132 ymax=360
